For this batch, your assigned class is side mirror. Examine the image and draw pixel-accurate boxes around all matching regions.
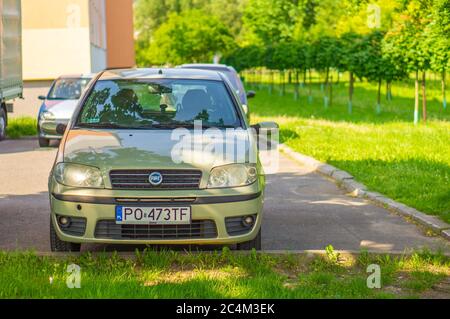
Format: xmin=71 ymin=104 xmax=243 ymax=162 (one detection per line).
xmin=56 ymin=123 xmax=67 ymax=135
xmin=38 ymin=95 xmax=46 ymax=100
xmin=247 ymin=91 xmax=256 ymax=99
xmin=251 ymin=122 xmax=279 ymax=151
xmin=251 ymin=122 xmax=279 ymax=133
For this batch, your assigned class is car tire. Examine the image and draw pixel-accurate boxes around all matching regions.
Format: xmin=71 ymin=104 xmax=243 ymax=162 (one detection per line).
xmin=0 ymin=107 xmax=7 ymax=141
xmin=38 ymin=136 xmax=50 ymax=147
xmin=50 ymin=219 xmax=81 ymax=252
xmin=236 ymin=229 xmax=262 ymax=251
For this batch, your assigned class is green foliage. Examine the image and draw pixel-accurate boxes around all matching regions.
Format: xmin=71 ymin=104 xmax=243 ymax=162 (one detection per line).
xmin=382 ymin=0 xmax=433 ymax=73
xmin=6 ymin=117 xmax=37 ymax=139
xmin=134 ymin=0 xmax=245 ymax=66
xmin=312 ymin=36 xmax=339 ymax=73
xmin=146 ymin=10 xmax=234 ymax=65
xmin=243 ymin=0 xmax=300 ymax=45
xmin=135 ymin=0 xmax=449 ymax=83
xmin=325 ymin=245 xmax=341 ymax=264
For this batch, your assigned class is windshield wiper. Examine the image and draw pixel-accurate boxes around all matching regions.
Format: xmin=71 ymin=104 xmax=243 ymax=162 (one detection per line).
xmin=76 ymin=122 xmax=239 ymax=130
xmin=76 ymin=123 xmax=133 ymax=129
xmin=151 ymin=123 xmax=237 ymax=129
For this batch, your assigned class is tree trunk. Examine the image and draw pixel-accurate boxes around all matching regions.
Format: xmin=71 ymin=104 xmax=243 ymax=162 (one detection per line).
xmin=280 ymin=71 xmax=285 ymax=96
xmin=414 ymin=70 xmax=419 ymax=124
xmin=329 ymin=75 xmax=333 ymax=106
xmin=422 ymin=71 xmax=427 ymax=123
xmin=324 ymin=67 xmax=330 ymax=107
xmin=303 ymin=69 xmax=307 ymax=88
xmin=348 ymin=71 xmax=354 ymax=114
xmin=258 ymin=69 xmax=262 ymax=89
xmin=294 ymin=70 xmax=300 ymax=101
xmin=388 ymin=81 xmax=392 ymax=101
xmin=442 ymin=71 xmax=447 ymax=110
xmin=386 ymin=81 xmax=389 ymax=100
xmin=308 ymin=69 xmax=313 ymax=103
xmin=376 ymin=78 xmax=381 ymax=114
xmin=269 ymin=70 xmax=274 ymax=95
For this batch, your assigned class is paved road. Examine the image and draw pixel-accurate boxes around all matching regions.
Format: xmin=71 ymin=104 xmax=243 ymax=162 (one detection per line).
xmin=0 ymin=138 xmax=448 ymax=252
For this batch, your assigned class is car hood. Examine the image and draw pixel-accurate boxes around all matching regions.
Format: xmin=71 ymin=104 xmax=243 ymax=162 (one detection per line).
xmin=63 ymin=129 xmax=257 ymax=173
xmin=44 ymin=99 xmax=79 ymax=120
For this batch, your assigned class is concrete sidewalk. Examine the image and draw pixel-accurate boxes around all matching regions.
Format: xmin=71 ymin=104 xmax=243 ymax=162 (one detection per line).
xmin=0 ymin=138 xmax=448 ymax=252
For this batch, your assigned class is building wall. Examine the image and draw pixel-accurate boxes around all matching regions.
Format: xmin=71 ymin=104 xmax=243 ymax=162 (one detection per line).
xmin=22 ymin=0 xmax=92 ymax=80
xmin=89 ymin=0 xmax=107 ymax=72
xmin=105 ymin=0 xmax=135 ymax=68
xmin=21 ymin=0 xmax=135 ymax=80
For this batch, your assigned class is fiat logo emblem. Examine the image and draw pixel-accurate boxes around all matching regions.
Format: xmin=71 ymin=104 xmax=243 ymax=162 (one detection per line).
xmin=149 ymin=172 xmax=163 ymax=186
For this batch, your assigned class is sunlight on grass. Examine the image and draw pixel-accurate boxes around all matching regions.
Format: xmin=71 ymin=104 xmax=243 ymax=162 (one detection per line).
xmin=0 ymin=250 xmax=448 ymax=299
xmin=250 ymin=81 xmax=450 ymax=222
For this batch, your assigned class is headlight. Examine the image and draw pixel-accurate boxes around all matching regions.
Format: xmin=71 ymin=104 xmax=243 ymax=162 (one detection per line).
xmin=207 ymin=164 xmax=258 ymax=188
xmin=40 ymin=111 xmax=55 ymax=120
xmin=54 ymin=163 xmax=104 ymax=188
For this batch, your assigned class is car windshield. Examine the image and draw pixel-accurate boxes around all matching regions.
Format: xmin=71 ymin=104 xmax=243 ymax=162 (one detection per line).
xmin=48 ymin=78 xmax=91 ymax=100
xmin=76 ymin=79 xmax=242 ymax=129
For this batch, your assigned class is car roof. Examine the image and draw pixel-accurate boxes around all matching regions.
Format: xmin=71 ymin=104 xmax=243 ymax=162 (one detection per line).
xmin=57 ymin=74 xmax=95 ymax=80
xmin=179 ymin=64 xmax=234 ymax=72
xmin=99 ymin=68 xmax=225 ymax=81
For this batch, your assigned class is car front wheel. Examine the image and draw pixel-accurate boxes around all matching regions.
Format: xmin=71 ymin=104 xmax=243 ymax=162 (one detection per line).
xmin=0 ymin=107 xmax=7 ymax=141
xmin=236 ymin=229 xmax=261 ymax=251
xmin=39 ymin=137 xmax=50 ymax=147
xmin=50 ymin=220 xmax=81 ymax=252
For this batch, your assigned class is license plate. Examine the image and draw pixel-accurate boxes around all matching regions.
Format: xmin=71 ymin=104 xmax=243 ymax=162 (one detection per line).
xmin=115 ymin=206 xmax=191 ymax=225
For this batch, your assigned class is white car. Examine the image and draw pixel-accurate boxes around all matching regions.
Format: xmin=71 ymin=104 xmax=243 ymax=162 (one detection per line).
xmin=37 ymin=74 xmax=93 ymax=147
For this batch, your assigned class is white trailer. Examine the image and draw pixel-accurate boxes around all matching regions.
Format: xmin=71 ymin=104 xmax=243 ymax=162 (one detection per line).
xmin=0 ymin=0 xmax=22 ymax=140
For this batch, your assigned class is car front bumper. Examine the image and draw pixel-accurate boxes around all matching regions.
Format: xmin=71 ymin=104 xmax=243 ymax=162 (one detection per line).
xmin=50 ymin=182 xmax=264 ymax=246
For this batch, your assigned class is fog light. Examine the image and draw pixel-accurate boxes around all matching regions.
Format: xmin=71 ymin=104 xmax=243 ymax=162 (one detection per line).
xmin=58 ymin=216 xmax=70 ymax=227
xmin=242 ymin=216 xmax=255 ymax=227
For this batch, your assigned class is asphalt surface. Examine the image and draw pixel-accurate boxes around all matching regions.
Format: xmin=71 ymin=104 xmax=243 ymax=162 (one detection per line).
xmin=0 ymin=138 xmax=448 ymax=252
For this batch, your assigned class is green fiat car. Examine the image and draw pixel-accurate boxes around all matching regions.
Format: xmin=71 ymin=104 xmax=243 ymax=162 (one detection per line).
xmin=49 ymin=68 xmax=277 ymax=252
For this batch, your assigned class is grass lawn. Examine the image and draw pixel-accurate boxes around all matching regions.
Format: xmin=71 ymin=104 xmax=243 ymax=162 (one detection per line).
xmin=249 ymin=77 xmax=450 ymax=223
xmin=0 ymin=249 xmax=448 ymax=299
xmin=6 ymin=117 xmax=37 ymax=139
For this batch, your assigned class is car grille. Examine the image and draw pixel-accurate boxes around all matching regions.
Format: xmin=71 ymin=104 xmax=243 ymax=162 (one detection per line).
xmin=225 ymin=215 xmax=257 ymax=236
xmin=57 ymin=215 xmax=87 ymax=237
xmin=109 ymin=170 xmax=202 ymax=190
xmin=94 ymin=220 xmax=217 ymax=240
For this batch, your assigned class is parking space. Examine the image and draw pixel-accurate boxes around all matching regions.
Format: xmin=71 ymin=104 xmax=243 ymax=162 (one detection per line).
xmin=0 ymin=138 xmax=448 ymax=252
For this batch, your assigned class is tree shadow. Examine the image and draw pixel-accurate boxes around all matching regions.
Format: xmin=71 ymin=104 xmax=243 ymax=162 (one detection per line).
xmin=0 ymin=138 xmax=59 ymax=155
xmin=327 ymin=158 xmax=450 ymax=223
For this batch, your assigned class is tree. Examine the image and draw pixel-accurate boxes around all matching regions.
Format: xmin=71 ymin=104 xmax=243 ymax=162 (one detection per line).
xmin=272 ymin=42 xmax=298 ymax=95
xmin=134 ymin=0 xmax=245 ymax=66
xmin=312 ymin=36 xmax=340 ymax=106
xmin=382 ymin=0 xmax=433 ymax=124
xmin=426 ymin=0 xmax=450 ymax=110
xmin=243 ymin=0 xmax=300 ymax=45
xmin=147 ymin=10 xmax=235 ymax=65
xmin=338 ymin=32 xmax=365 ymax=113
xmin=360 ymin=31 xmax=405 ymax=113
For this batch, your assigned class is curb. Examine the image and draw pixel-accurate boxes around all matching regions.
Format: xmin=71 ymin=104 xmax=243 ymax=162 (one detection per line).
xmin=279 ymin=144 xmax=450 ymax=241
xmin=32 ymin=249 xmax=450 ymax=258
xmin=5 ymin=135 xmax=37 ymax=141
